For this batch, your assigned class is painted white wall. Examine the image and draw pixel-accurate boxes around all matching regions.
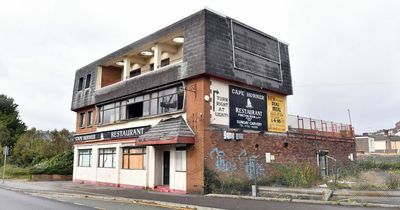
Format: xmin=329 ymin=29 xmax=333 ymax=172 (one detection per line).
xmin=73 ymin=143 xmax=187 ymax=191
xmin=374 ymin=141 xmax=387 ymax=151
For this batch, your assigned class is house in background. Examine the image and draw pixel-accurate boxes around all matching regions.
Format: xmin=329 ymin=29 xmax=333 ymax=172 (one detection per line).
xmin=355 ymin=136 xmax=375 ymax=153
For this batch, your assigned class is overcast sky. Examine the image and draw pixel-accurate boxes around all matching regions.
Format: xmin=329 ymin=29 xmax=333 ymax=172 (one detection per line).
xmin=0 ymin=0 xmax=399 ymax=133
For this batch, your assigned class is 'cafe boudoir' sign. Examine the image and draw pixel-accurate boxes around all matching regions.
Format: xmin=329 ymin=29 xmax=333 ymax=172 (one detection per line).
xmin=229 ymin=86 xmax=267 ymax=131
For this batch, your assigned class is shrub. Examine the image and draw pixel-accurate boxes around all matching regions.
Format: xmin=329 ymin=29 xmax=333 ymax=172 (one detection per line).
xmin=30 ymin=150 xmax=73 ymax=175
xmin=204 ymin=167 xmax=252 ymax=195
xmin=268 ymin=162 xmax=320 ymax=188
xmin=204 ymin=167 xmax=221 ymax=194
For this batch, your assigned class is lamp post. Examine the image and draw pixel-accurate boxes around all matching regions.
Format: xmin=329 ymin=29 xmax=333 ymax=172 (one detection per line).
xmin=2 ymin=146 xmax=9 ymax=184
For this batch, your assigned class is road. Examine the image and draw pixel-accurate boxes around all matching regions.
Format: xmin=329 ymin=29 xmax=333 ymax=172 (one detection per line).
xmin=0 ymin=188 xmax=171 ymax=210
xmin=0 ymin=187 xmax=94 ymax=210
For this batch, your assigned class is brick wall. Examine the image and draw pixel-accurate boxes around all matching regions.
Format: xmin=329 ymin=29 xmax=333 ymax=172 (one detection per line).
xmin=75 ymin=106 xmax=97 ymax=134
xmin=185 ymin=77 xmax=211 ymax=193
xmin=205 ymin=130 xmax=355 ymax=180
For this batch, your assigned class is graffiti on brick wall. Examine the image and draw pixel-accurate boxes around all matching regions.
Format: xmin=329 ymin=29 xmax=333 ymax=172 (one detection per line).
xmin=209 ymin=147 xmax=237 ymax=172
xmin=245 ymin=155 xmax=265 ymax=179
xmin=209 ymin=147 xmax=265 ymax=178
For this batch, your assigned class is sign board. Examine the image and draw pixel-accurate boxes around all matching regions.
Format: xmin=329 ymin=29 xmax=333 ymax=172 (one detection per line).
xmin=74 ymin=126 xmax=151 ymax=142
xmin=223 ymin=131 xmax=244 ymax=141
xmin=232 ymin=21 xmax=282 ymax=81
xmin=210 ymin=79 xmax=230 ymax=125
xmin=103 ymin=126 xmax=150 ymax=140
xmin=267 ymin=93 xmax=287 ymax=132
xmin=229 ymin=85 xmax=267 ymax=131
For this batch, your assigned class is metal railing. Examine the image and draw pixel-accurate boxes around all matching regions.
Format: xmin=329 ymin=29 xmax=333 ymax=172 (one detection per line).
xmin=287 ymin=114 xmax=354 ymax=139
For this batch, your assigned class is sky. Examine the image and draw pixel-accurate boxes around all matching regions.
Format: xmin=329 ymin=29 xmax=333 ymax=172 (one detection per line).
xmin=0 ymin=0 xmax=399 ymax=134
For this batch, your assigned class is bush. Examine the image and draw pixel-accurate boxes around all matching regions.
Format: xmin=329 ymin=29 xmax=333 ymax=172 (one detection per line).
xmin=266 ymin=162 xmax=320 ymax=188
xmin=204 ymin=167 xmax=221 ymax=194
xmin=357 ymin=160 xmax=400 ymax=171
xmin=204 ymin=167 xmax=252 ymax=195
xmin=30 ymin=150 xmax=73 ymax=175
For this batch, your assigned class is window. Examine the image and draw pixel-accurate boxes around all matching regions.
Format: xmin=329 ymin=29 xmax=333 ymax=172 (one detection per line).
xmin=85 ymin=74 xmax=91 ymax=89
xmin=78 ymin=77 xmax=84 ymax=91
xmin=87 ymin=111 xmax=93 ymax=127
xmin=175 ymin=147 xmax=186 ymax=172
xmin=161 ymin=58 xmax=170 ymax=67
xmin=79 ymin=112 xmax=85 ymax=128
xmin=122 ymin=147 xmax=146 ymax=170
xmin=98 ymin=148 xmax=116 ymax=168
xmin=98 ymin=85 xmax=184 ymax=124
xmin=150 ymin=63 xmax=154 ymax=71
xmin=129 ymin=69 xmax=141 ymax=78
xmin=78 ymin=149 xmax=91 ymax=167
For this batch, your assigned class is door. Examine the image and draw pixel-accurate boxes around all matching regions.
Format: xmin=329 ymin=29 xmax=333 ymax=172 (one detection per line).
xmin=163 ymin=151 xmax=170 ymax=185
xmin=318 ymin=153 xmax=328 ymax=177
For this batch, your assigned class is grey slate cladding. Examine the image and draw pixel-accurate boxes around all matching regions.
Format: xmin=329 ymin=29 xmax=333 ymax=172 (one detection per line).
xmin=138 ymin=116 xmax=195 ymax=141
xmin=71 ymin=9 xmax=293 ymax=111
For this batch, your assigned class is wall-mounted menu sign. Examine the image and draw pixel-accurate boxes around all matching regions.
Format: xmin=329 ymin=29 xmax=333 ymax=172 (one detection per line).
xmin=229 ymin=85 xmax=267 ymax=131
xmin=74 ymin=125 xmax=151 ymax=142
xmin=267 ymin=93 xmax=287 ymax=132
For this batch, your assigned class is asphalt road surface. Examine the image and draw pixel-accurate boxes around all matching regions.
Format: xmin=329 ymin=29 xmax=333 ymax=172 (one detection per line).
xmin=0 ymin=188 xmax=170 ymax=210
xmin=0 ymin=187 xmax=95 ymax=210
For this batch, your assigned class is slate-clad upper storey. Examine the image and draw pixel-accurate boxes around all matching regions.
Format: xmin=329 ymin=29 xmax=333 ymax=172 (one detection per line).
xmin=204 ymin=10 xmax=293 ymax=95
xmin=71 ymin=9 xmax=292 ymax=111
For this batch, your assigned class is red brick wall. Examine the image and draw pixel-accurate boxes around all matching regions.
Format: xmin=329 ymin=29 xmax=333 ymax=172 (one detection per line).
xmin=185 ymin=77 xmax=211 ymax=194
xmin=75 ymin=106 xmax=97 ymax=134
xmin=205 ymin=130 xmax=356 ymax=180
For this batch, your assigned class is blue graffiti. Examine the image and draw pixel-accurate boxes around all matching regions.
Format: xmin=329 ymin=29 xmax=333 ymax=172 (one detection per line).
xmin=245 ymin=155 xmax=265 ymax=179
xmin=209 ymin=147 xmax=237 ymax=172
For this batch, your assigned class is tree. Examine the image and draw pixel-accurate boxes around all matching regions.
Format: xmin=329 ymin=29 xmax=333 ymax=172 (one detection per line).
xmin=0 ymin=94 xmax=26 ymax=148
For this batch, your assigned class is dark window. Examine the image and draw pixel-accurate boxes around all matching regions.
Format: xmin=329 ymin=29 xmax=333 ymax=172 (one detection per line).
xmin=85 ymin=74 xmax=91 ymax=88
xmin=98 ymin=148 xmax=116 ymax=168
xmin=78 ymin=77 xmax=84 ymax=91
xmin=87 ymin=111 xmax=93 ymax=127
xmin=78 ymin=149 xmax=91 ymax=167
xmin=127 ymin=102 xmax=143 ymax=119
xmin=161 ymin=58 xmax=170 ymax=67
xmin=98 ymin=85 xmax=184 ymax=124
xmin=79 ymin=112 xmax=85 ymax=128
xmin=150 ymin=63 xmax=154 ymax=71
xmin=129 ymin=69 xmax=141 ymax=78
xmin=122 ymin=147 xmax=146 ymax=169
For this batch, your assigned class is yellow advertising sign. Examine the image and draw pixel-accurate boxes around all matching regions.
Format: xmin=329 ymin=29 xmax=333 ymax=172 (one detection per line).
xmin=267 ymin=93 xmax=287 ymax=132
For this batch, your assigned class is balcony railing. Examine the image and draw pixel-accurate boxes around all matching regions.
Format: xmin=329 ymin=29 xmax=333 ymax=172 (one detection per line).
xmin=287 ymin=114 xmax=354 ymax=139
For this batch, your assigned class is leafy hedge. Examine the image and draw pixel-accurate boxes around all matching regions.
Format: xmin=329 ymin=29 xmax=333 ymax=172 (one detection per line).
xmin=30 ymin=150 xmax=73 ymax=175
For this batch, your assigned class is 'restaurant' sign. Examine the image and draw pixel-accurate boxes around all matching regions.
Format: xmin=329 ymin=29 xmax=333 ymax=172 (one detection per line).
xmin=229 ymin=86 xmax=267 ymax=131
xmin=74 ymin=126 xmax=150 ymax=142
xmin=103 ymin=126 xmax=150 ymax=139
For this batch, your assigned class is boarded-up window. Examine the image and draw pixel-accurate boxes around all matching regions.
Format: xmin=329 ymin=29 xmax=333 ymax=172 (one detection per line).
xmin=122 ymin=147 xmax=146 ymax=170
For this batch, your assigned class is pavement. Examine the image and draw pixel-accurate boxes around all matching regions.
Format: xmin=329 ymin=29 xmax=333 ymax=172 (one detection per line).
xmin=0 ymin=180 xmax=398 ymax=210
